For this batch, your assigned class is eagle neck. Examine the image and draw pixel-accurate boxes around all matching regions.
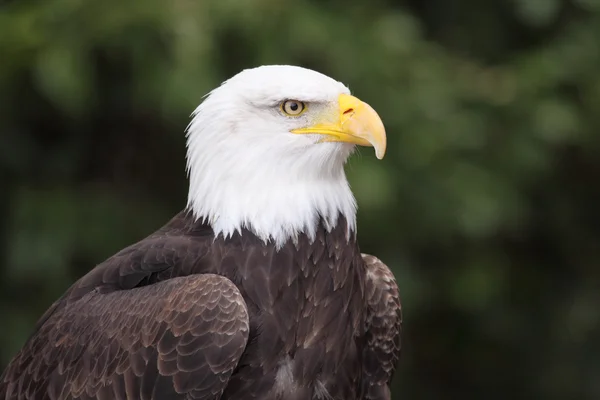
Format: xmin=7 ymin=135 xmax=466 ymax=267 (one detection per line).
xmin=186 ymin=159 xmax=357 ymax=249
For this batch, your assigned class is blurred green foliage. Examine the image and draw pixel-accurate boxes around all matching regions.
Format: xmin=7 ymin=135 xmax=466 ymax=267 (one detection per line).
xmin=2 ymin=0 xmax=600 ymax=398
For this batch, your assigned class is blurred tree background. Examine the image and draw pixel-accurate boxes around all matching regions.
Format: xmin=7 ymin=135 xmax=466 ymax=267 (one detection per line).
xmin=1 ymin=0 xmax=600 ymax=398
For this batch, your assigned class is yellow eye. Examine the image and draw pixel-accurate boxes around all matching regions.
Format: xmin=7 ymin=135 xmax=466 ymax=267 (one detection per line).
xmin=281 ymin=100 xmax=306 ymax=116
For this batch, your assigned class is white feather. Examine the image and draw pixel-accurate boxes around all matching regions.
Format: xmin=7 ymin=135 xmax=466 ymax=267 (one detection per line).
xmin=185 ymin=65 xmax=357 ymax=247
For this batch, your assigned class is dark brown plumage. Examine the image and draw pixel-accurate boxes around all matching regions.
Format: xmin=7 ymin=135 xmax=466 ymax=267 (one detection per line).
xmin=1 ymin=210 xmax=401 ymax=400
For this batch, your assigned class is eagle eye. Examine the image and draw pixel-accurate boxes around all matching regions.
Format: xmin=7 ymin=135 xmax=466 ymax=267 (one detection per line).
xmin=281 ymin=100 xmax=306 ymax=116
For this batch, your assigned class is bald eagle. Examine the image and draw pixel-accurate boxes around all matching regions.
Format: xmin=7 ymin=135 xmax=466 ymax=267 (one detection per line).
xmin=0 ymin=65 xmax=401 ymax=400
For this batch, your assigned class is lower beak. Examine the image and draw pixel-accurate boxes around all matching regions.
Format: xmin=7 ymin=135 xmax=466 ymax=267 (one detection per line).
xmin=291 ymin=93 xmax=387 ymax=159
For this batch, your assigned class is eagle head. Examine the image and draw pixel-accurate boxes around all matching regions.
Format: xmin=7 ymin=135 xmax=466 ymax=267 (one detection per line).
xmin=185 ymin=65 xmax=386 ymax=246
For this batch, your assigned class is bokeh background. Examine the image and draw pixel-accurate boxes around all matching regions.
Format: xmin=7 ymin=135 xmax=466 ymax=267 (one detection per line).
xmin=2 ymin=0 xmax=600 ymax=398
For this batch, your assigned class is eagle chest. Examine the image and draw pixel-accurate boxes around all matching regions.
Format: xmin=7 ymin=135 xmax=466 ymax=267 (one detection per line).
xmin=226 ymin=243 xmax=366 ymax=400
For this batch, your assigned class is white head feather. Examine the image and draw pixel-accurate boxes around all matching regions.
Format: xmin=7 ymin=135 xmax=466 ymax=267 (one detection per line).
xmin=185 ymin=65 xmax=358 ymax=247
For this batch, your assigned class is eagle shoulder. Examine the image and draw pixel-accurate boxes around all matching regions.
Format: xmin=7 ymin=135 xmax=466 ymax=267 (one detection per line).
xmin=0 ymin=229 xmax=250 ymax=400
xmin=361 ymin=253 xmax=402 ymax=400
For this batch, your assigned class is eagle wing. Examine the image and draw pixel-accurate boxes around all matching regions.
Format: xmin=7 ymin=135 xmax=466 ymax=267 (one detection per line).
xmin=0 ymin=273 xmax=249 ymax=400
xmin=361 ymin=253 xmax=402 ymax=400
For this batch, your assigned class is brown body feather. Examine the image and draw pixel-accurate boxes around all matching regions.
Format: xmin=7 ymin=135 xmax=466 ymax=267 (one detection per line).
xmin=0 ymin=211 xmax=401 ymax=400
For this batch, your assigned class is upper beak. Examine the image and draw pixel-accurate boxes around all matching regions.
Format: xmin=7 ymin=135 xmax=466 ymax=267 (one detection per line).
xmin=291 ymin=93 xmax=387 ymax=159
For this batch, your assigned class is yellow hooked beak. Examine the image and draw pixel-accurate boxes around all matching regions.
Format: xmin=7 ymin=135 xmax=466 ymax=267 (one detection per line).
xmin=291 ymin=94 xmax=387 ymax=159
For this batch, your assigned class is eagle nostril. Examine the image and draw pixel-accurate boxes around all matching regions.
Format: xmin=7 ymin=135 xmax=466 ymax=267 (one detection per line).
xmin=343 ymin=108 xmax=354 ymax=115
